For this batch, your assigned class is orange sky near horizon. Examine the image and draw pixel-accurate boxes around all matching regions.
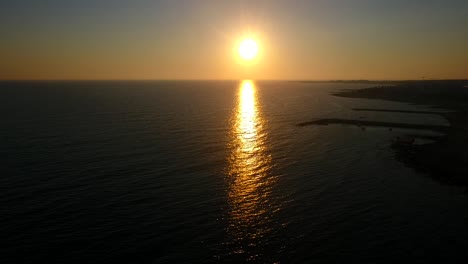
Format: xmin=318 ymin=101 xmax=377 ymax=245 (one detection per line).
xmin=1 ymin=1 xmax=467 ymax=80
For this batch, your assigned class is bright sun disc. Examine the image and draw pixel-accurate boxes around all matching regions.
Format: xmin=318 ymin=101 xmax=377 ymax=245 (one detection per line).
xmin=239 ymin=39 xmax=258 ymax=60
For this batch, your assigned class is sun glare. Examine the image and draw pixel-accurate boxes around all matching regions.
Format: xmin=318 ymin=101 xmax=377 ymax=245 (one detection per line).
xmin=239 ymin=38 xmax=259 ymax=60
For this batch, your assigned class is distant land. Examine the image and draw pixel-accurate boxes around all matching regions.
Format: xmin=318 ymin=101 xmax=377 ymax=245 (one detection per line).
xmin=332 ymin=80 xmax=468 ymax=188
xmin=300 ymin=79 xmax=468 ymax=84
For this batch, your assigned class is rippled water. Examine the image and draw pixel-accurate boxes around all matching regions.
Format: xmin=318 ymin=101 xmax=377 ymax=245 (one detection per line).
xmin=2 ymin=81 xmax=468 ymax=263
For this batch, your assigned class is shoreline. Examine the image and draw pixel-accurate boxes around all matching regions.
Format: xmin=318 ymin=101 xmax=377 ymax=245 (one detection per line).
xmin=297 ymin=118 xmax=450 ymax=132
xmin=332 ymin=80 xmax=468 ymax=188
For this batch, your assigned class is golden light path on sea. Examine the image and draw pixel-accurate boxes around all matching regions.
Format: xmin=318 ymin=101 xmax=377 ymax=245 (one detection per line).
xmin=225 ymin=80 xmax=278 ymax=260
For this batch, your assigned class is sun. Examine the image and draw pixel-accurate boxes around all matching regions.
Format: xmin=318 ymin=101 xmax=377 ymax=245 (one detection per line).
xmin=238 ymin=38 xmax=259 ymax=60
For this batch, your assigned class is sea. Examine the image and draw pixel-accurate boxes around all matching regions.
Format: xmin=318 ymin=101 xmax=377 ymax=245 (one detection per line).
xmin=2 ymin=80 xmax=468 ymax=263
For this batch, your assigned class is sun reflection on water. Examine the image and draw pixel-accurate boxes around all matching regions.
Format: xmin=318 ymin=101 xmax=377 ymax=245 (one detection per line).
xmin=225 ymin=80 xmax=278 ymax=261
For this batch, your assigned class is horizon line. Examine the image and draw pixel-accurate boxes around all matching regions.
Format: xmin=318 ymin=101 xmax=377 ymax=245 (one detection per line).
xmin=1 ymin=78 xmax=467 ymax=82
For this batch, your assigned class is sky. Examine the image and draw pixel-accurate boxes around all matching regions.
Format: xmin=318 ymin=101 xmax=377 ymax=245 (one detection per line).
xmin=1 ymin=0 xmax=467 ymax=80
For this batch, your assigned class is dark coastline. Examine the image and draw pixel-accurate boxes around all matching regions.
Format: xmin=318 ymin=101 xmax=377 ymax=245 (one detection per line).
xmin=297 ymin=118 xmax=450 ymax=132
xmin=331 ymin=80 xmax=468 ymax=188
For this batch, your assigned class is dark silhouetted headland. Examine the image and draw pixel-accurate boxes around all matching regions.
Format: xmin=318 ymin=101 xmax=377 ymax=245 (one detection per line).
xmin=332 ymin=80 xmax=468 ymax=187
xmin=297 ymin=118 xmax=450 ymax=132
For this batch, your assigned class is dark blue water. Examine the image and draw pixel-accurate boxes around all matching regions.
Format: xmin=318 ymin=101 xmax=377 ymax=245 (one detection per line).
xmin=2 ymin=81 xmax=468 ymax=263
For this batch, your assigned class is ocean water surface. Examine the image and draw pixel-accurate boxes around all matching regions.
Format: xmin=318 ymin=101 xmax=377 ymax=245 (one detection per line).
xmin=2 ymin=80 xmax=468 ymax=263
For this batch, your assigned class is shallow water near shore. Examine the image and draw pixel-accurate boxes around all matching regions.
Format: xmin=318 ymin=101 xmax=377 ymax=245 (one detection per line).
xmin=2 ymin=81 xmax=468 ymax=263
